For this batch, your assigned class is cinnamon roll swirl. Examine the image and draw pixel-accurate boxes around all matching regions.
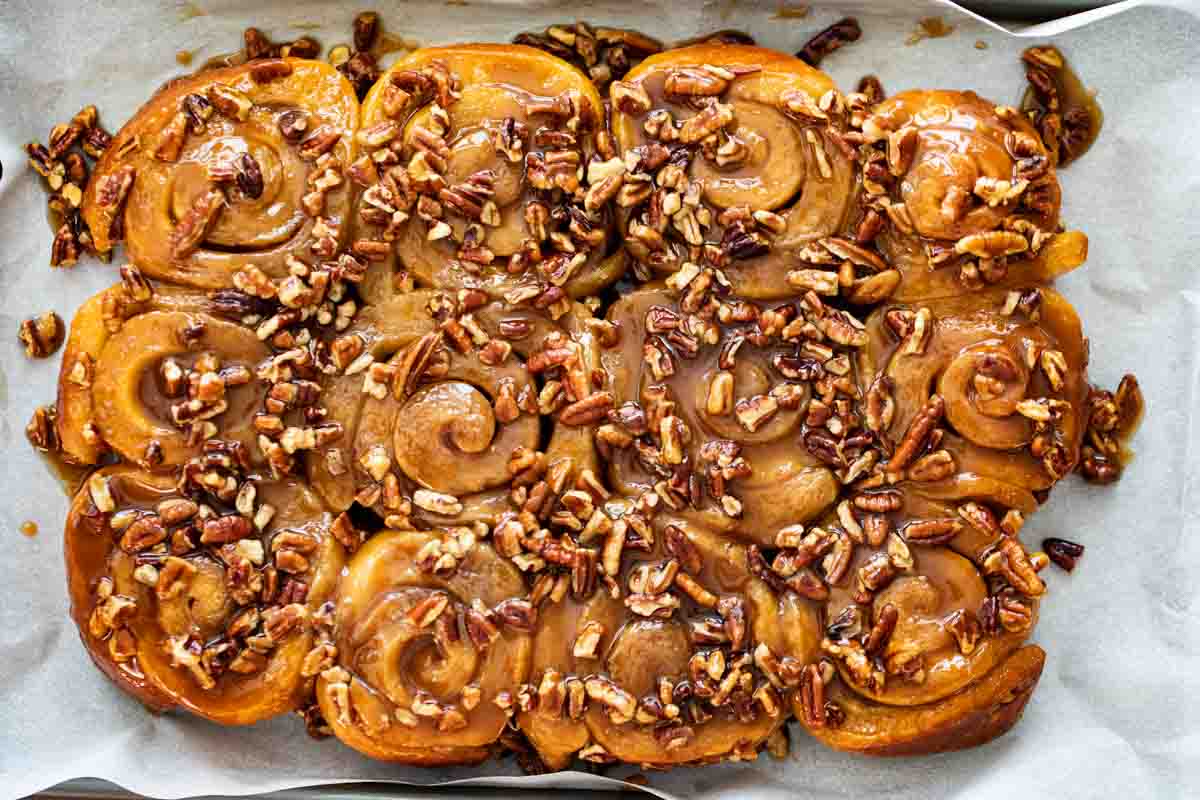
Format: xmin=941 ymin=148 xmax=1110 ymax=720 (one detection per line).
xmin=856 ymin=89 xmax=1088 ymax=301
xmin=858 ymin=285 xmax=1088 ymax=511
xmin=82 ymin=59 xmax=358 ymax=288
xmin=316 ymin=529 xmax=531 ymax=764
xmin=66 ymin=465 xmax=343 ymax=723
xmin=353 ymin=44 xmax=625 ymax=303
xmin=306 ymin=290 xmax=605 ymax=528
xmin=609 ymin=44 xmax=858 ymax=299
xmin=789 ymin=491 xmax=1046 ymax=754
xmin=56 ymin=277 xmax=269 ymax=467
xmin=520 ymin=512 xmax=822 ymax=768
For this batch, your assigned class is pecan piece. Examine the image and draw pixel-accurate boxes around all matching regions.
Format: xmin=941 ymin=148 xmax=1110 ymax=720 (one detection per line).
xmin=560 ymin=392 xmax=614 ymax=426
xmin=797 ymin=664 xmax=826 ymax=727
xmin=207 ymin=84 xmax=253 ymax=121
xmin=1042 ymin=537 xmax=1084 ymax=572
xmin=494 ymin=598 xmax=537 ymax=632
xmin=250 ymin=59 xmax=293 ymax=83
xmin=983 ymin=536 xmax=1046 ymax=597
xmin=885 ymin=394 xmax=944 ymax=474
xmin=19 ymin=311 xmax=64 ymax=358
xmin=298 ymin=125 xmax=341 ymax=160
xmin=170 ymin=188 xmax=225 ymax=258
xmin=235 ymin=153 xmax=264 ymax=199
xmin=902 ymin=517 xmax=963 ymax=545
xmin=798 ymin=18 xmax=862 ymax=66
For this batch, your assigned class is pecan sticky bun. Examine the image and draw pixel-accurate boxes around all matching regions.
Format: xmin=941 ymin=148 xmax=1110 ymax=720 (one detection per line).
xmin=858 ymin=285 xmax=1088 ymax=512
xmin=40 ymin=27 xmax=1141 ymax=770
xmin=56 ymin=278 xmax=269 ymax=467
xmin=520 ymin=511 xmax=821 ymax=768
xmin=610 ymin=44 xmax=858 ymax=299
xmin=66 ymin=465 xmax=344 ymax=723
xmin=599 ymin=282 xmax=843 ymax=543
xmin=353 ymin=45 xmax=626 ymax=304
xmin=791 ymin=492 xmax=1045 ymax=754
xmin=306 ymin=290 xmax=605 ymax=528
xmin=315 ymin=529 xmax=530 ymax=764
xmin=858 ymin=89 xmax=1089 ymax=301
xmin=81 ymin=59 xmax=358 ymax=288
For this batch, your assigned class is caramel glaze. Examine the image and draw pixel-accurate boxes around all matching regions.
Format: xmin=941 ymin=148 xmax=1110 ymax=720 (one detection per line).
xmin=37 ymin=447 xmax=95 ymax=497
xmin=66 ymin=465 xmax=343 ymax=723
xmin=611 ymin=45 xmax=857 ymax=300
xmin=306 ymin=291 xmax=438 ymax=511
xmin=1021 ymin=45 xmax=1103 ymax=167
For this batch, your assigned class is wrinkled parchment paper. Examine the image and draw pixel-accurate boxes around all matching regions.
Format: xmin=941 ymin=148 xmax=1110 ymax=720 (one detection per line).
xmin=2 ymin=0 xmax=1197 ymax=797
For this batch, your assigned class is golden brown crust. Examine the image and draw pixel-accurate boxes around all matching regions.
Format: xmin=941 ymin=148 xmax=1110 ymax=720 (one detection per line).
xmin=803 ymin=645 xmax=1045 ymax=755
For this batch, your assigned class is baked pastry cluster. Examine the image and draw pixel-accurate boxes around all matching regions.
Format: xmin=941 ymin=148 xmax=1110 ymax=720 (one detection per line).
xmin=38 ymin=27 xmax=1142 ymax=770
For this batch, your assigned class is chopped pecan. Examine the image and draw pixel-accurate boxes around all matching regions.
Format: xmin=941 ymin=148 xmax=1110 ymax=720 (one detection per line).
xmin=1042 ymin=537 xmax=1084 ymax=572
xmin=18 ymin=311 xmax=64 ymax=358
xmin=560 ymin=391 xmax=614 ymax=426
xmin=235 ymin=153 xmax=264 ymax=199
xmin=798 ymin=18 xmax=862 ymax=66
xmin=886 ymin=395 xmax=944 ymax=474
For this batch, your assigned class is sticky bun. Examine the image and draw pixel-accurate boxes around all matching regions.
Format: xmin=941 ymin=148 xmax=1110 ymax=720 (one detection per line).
xmin=81 ymin=59 xmax=359 ymax=288
xmin=66 ymin=465 xmax=343 ymax=723
xmin=353 ymin=44 xmax=626 ymax=303
xmin=610 ymin=45 xmax=858 ymax=300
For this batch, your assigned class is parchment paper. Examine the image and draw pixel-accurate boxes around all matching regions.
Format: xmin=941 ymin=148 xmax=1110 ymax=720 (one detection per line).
xmin=2 ymin=1 xmax=1197 ymax=798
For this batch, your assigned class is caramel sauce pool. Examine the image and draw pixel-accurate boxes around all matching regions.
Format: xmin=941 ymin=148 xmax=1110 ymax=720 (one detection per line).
xmin=20 ymin=521 xmax=38 ymax=537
